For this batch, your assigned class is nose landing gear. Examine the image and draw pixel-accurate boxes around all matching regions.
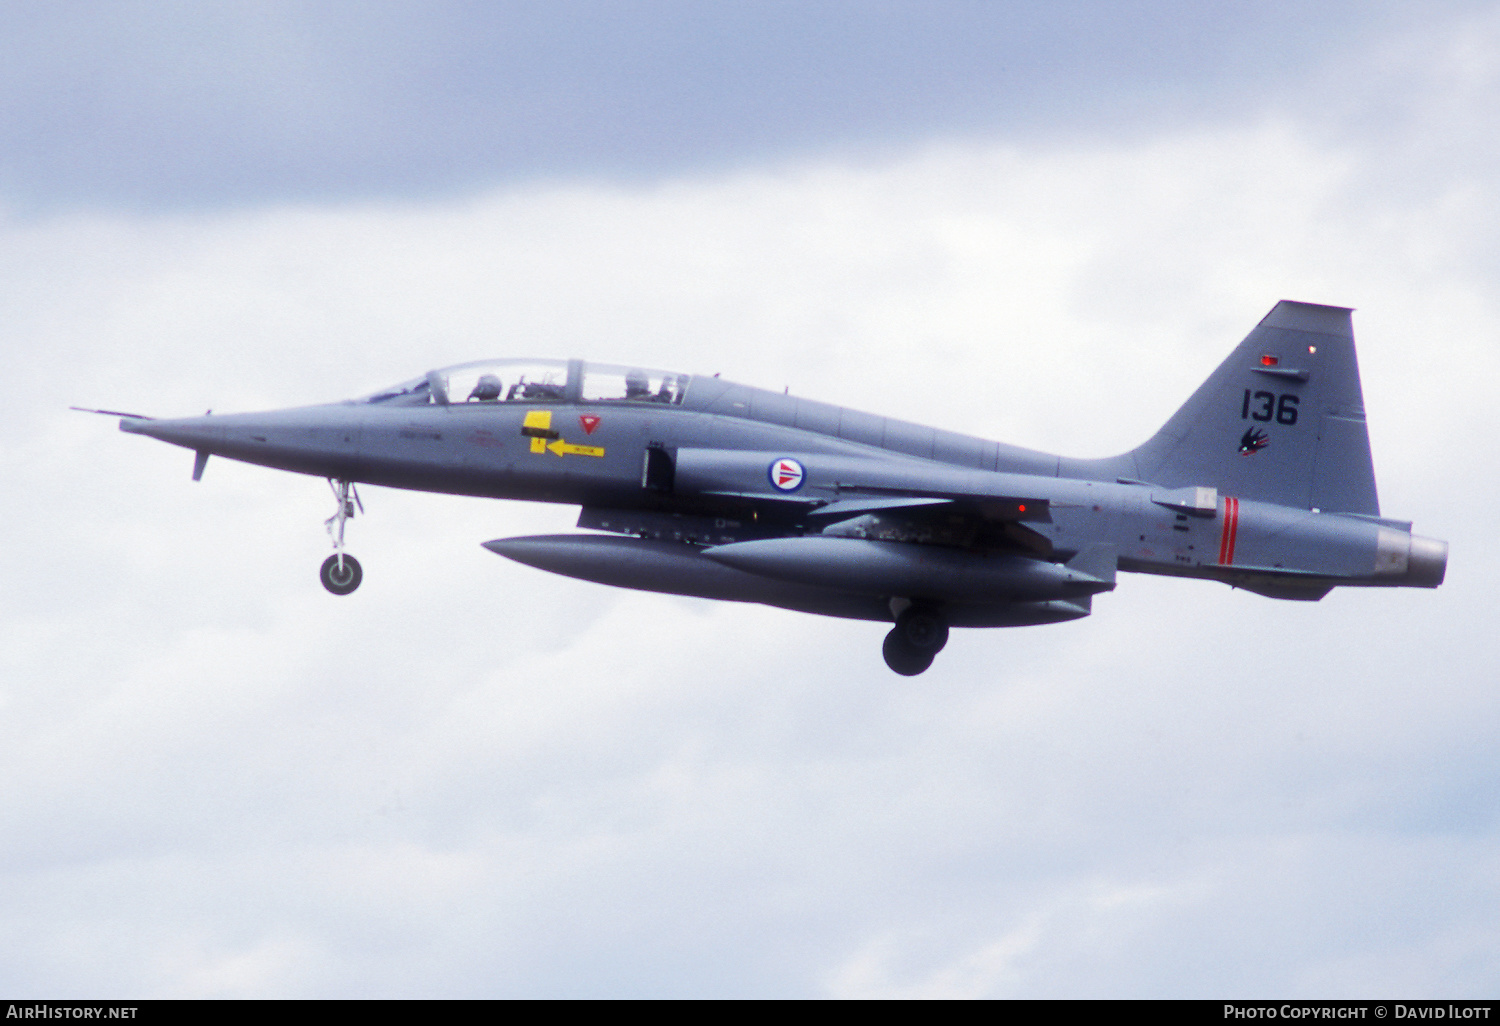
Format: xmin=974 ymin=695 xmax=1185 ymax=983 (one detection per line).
xmin=882 ymin=605 xmax=949 ymax=675
xmin=321 ymin=478 xmax=364 ymax=595
xmin=320 ymin=552 xmax=362 ymax=595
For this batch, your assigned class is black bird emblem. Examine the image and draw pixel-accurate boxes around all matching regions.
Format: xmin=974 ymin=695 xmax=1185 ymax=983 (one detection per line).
xmin=1238 ymin=427 xmax=1269 ymax=455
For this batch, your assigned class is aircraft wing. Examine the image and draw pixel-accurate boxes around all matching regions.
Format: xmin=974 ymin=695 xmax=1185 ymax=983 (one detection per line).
xmin=671 ymin=448 xmax=1056 ymax=554
xmin=674 ymin=448 xmax=1048 ymax=511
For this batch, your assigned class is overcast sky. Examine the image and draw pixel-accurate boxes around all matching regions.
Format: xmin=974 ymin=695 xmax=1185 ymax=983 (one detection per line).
xmin=2 ymin=2 xmax=1497 ymax=998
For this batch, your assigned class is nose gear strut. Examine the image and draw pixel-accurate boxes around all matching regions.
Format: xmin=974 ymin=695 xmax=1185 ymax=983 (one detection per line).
xmin=320 ymin=478 xmax=364 ymax=595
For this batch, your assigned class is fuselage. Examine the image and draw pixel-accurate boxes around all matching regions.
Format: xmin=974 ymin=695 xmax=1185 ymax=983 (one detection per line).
xmin=107 ymin=301 xmax=1448 ymax=675
xmin=120 ymin=356 xmax=1445 ymax=603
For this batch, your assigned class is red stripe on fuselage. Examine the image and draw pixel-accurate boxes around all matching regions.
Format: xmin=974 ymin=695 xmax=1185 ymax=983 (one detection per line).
xmin=1218 ymin=496 xmax=1239 ymax=565
xmin=1227 ymin=497 xmax=1239 ymax=565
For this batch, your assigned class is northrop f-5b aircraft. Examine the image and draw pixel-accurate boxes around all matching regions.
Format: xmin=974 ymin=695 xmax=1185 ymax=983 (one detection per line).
xmin=94 ymin=301 xmax=1446 ymax=674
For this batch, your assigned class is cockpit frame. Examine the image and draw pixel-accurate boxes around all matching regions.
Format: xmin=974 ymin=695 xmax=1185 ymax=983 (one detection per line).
xmin=360 ymin=359 xmax=691 ymax=409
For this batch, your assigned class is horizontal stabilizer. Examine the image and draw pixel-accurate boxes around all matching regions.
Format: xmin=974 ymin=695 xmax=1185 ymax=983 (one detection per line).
xmin=1222 ymin=567 xmax=1335 ymax=601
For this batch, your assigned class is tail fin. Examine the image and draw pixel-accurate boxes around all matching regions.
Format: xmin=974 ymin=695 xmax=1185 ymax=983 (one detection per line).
xmin=1117 ymin=301 xmax=1379 ymax=515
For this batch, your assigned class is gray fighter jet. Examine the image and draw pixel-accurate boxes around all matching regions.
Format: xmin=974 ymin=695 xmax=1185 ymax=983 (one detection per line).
xmin=92 ymin=301 xmax=1446 ymax=674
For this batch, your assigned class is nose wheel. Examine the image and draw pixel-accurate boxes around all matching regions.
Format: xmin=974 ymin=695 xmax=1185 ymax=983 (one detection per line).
xmin=321 ymin=478 xmax=364 ymax=595
xmin=320 ymin=553 xmax=363 ymax=595
xmin=882 ymin=606 xmax=949 ymax=675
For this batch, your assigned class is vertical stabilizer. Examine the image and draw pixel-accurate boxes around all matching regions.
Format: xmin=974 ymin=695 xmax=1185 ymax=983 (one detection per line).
xmin=1120 ymin=301 xmax=1379 ymax=515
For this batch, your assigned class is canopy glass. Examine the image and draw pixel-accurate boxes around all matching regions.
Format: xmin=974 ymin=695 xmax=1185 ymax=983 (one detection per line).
xmin=360 ymin=359 xmax=690 ymax=407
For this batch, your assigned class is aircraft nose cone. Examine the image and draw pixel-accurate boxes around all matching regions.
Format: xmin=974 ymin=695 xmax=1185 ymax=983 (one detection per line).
xmin=118 ymin=414 xmax=220 ymax=448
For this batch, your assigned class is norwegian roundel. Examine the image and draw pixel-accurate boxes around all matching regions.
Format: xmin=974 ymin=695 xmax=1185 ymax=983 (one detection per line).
xmin=768 ymin=457 xmax=806 ymax=492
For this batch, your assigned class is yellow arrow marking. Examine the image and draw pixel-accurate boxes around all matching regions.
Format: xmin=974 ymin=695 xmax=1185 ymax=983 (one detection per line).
xmin=519 ymin=410 xmax=602 ymax=457
xmin=547 ymin=438 xmax=605 ymax=458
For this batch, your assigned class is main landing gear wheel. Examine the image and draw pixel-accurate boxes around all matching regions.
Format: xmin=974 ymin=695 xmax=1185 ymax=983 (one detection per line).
xmin=882 ymin=607 xmax=950 ymax=675
xmin=320 ymin=553 xmax=363 ymax=595
xmin=883 ymin=629 xmax=934 ymax=676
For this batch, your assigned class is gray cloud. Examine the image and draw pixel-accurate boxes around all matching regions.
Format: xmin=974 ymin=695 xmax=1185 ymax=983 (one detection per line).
xmin=0 ymin=0 xmax=1482 ymax=211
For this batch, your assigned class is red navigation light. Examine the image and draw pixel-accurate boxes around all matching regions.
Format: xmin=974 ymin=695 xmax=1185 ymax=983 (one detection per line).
xmin=1261 ymin=354 xmax=1279 ymax=366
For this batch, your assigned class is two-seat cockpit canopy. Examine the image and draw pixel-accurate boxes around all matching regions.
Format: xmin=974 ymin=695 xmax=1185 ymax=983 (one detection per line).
xmin=360 ymin=359 xmax=691 ymax=408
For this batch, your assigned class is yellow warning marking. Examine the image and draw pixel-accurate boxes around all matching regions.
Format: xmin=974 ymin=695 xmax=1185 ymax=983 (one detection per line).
xmin=547 ymin=439 xmax=605 ymax=458
xmin=519 ymin=410 xmax=601 ymax=457
xmin=523 ymin=410 xmax=553 ymax=452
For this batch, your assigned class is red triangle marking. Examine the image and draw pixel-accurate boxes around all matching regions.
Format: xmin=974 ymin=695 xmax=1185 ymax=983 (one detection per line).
xmin=579 ymin=415 xmax=600 ymax=435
